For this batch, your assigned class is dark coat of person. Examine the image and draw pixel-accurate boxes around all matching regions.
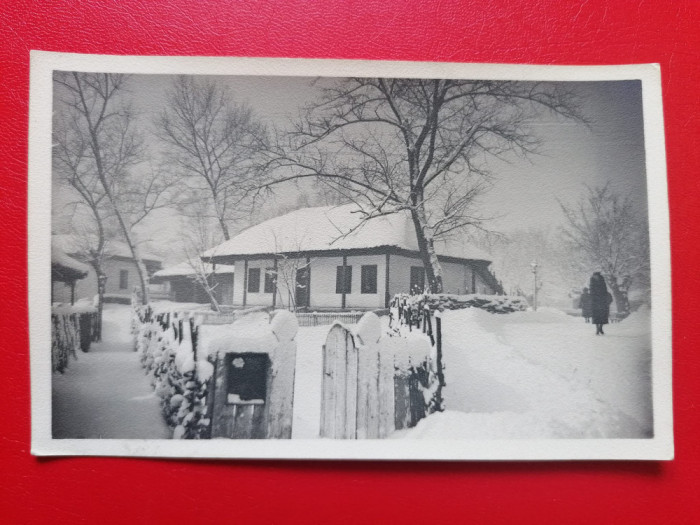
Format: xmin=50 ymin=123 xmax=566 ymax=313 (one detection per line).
xmin=589 ymin=273 xmax=613 ymax=325
xmin=579 ymin=289 xmax=593 ymax=318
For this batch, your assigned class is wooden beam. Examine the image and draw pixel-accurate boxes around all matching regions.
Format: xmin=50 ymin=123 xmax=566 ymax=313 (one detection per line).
xmin=306 ymin=257 xmax=311 ymax=309
xmin=272 ymin=257 xmax=277 ymax=309
xmin=384 ymin=252 xmax=390 ymax=308
xmin=341 ymin=255 xmax=347 ymax=310
xmin=243 ymin=259 xmax=248 ymax=307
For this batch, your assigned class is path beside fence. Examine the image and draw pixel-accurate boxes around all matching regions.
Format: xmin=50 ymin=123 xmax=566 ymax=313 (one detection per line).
xmin=52 ymin=304 xmax=171 ymax=439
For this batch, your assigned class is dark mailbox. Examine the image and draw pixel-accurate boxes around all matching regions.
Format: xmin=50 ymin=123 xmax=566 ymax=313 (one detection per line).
xmin=225 ymin=353 xmax=269 ymax=405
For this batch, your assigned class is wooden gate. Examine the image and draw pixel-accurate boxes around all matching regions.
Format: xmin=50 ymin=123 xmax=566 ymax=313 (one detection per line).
xmin=208 ymin=310 xmax=298 ymax=439
xmin=320 ymin=312 xmax=419 ymax=439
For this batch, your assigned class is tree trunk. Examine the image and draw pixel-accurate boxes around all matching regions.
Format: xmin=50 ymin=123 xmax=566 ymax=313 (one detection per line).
xmin=74 ymin=72 xmax=150 ymax=306
xmin=410 ymin=207 xmax=443 ymax=293
xmin=91 ymin=263 xmax=106 ymax=342
xmin=129 ymin=242 xmax=151 ymax=305
xmin=199 ymin=275 xmax=221 ymax=313
xmin=217 ymin=214 xmax=230 ymax=241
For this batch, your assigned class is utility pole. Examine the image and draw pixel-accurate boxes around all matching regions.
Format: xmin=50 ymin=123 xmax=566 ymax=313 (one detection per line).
xmin=530 ymin=261 xmax=539 ymax=311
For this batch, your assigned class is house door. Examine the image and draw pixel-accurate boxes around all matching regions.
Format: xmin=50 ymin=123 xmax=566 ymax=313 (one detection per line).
xmin=296 ymin=267 xmax=309 ymax=309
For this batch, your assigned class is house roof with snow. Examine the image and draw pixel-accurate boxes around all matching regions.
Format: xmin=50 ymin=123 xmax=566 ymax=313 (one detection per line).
xmin=51 ymin=242 xmax=90 ymax=282
xmin=202 ymin=204 xmax=492 ymax=263
xmin=151 ymin=261 xmax=235 ymax=283
xmin=52 ymin=234 xmax=163 ymax=263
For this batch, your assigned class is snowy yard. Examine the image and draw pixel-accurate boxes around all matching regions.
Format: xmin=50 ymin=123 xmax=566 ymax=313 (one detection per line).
xmin=52 ymin=303 xmax=652 ymax=441
xmin=293 ymin=307 xmax=652 ymax=440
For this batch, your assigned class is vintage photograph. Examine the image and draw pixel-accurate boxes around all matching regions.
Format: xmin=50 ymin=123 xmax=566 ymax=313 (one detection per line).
xmin=30 ymin=53 xmax=672 ymax=459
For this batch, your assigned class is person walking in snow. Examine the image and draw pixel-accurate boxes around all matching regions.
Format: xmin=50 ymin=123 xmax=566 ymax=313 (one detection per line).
xmin=579 ymin=287 xmax=593 ymax=323
xmin=589 ymin=272 xmax=613 ymax=335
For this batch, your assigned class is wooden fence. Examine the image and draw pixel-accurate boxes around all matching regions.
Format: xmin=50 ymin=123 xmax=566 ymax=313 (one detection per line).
xmin=320 ymin=312 xmax=432 ymax=439
xmin=52 ymin=308 xmax=99 ymax=373
xmin=296 ymin=311 xmax=366 ymax=327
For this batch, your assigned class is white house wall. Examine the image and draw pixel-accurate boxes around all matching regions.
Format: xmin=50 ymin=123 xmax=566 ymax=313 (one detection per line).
xmin=341 ymin=254 xmax=386 ymax=310
xmin=308 ymin=256 xmax=343 ymax=309
xmin=388 ymin=254 xmax=423 ymax=297
xmin=228 ymin=252 xmax=494 ymax=310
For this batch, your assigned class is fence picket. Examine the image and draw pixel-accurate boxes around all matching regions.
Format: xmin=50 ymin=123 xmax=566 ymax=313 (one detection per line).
xmin=345 ymin=330 xmax=358 ymax=439
xmin=333 ymin=328 xmax=348 ymax=439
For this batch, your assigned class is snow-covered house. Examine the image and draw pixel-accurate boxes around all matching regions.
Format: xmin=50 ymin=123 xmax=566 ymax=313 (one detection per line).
xmin=150 ymin=262 xmax=235 ymax=305
xmin=51 ymin=235 xmax=163 ymax=304
xmin=202 ymin=205 xmax=499 ymax=310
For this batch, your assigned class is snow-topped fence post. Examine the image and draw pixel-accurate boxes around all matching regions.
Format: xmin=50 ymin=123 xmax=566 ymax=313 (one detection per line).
xmin=320 ymin=312 xmax=432 ymax=439
xmin=207 ymin=310 xmax=299 ymax=439
xmin=390 ymin=292 xmax=529 ymax=413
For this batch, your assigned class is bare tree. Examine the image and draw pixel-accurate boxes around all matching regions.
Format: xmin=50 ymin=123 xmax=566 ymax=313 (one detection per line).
xmin=261 ymin=78 xmax=584 ymax=292
xmin=157 ymin=76 xmax=266 ymax=240
xmin=559 ymin=184 xmax=650 ymax=314
xmin=53 ymin=116 xmax=112 ymax=337
xmin=53 ymin=72 xmax=174 ymax=305
xmin=179 ymin=209 xmax=228 ymax=312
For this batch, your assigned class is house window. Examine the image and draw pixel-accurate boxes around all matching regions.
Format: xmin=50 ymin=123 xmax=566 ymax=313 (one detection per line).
xmin=361 ymin=265 xmax=378 ymax=294
xmin=264 ymin=268 xmax=276 ymax=294
xmin=409 ymin=266 xmax=425 ymax=294
xmin=247 ymin=268 xmax=261 ymax=293
xmin=335 ymin=265 xmax=352 ymax=294
xmin=119 ymin=269 xmax=129 ymax=290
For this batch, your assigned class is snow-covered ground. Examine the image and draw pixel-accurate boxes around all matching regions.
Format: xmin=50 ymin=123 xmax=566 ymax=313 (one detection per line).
xmin=52 ymin=303 xmax=652 ymax=441
xmin=52 ymin=304 xmax=171 ymax=439
xmin=292 ymin=306 xmax=652 ymax=440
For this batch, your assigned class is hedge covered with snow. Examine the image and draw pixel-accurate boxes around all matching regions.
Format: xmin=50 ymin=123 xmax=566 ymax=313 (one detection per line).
xmin=394 ymin=293 xmax=528 ymax=315
xmin=134 ymin=308 xmax=213 ymax=439
xmin=52 ymin=304 xmax=98 ymax=373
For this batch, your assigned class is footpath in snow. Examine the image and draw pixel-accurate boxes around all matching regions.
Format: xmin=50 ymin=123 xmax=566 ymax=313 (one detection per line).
xmin=394 ymin=307 xmax=653 ymax=440
xmin=52 ymin=304 xmax=171 ymax=439
xmin=293 ymin=307 xmax=652 ymax=440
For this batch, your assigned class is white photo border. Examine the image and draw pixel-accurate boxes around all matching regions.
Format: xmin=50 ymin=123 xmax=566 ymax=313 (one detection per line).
xmin=29 ymin=51 xmax=673 ymax=460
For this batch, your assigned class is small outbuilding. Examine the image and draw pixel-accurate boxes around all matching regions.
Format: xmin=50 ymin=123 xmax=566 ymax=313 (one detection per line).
xmin=51 ymin=243 xmax=90 ymax=305
xmin=51 ymin=235 xmax=163 ymax=304
xmin=151 ymin=262 xmax=235 ymax=305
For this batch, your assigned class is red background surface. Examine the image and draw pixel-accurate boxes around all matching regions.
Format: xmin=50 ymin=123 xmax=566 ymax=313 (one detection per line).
xmin=1 ymin=1 xmax=698 ymax=523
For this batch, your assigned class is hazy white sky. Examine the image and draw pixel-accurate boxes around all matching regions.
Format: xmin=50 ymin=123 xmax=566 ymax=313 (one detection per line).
xmin=54 ymin=73 xmax=648 ymax=263
xmin=128 ymin=74 xmax=647 ymax=229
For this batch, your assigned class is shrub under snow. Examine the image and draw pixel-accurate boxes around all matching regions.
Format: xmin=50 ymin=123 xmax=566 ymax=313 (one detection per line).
xmin=134 ymin=309 xmax=213 ymax=439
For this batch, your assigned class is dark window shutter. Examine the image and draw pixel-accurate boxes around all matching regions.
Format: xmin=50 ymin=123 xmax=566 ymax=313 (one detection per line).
xmin=247 ymin=268 xmax=261 ymax=293
xmin=336 ymin=265 xmax=352 ymax=294
xmin=361 ymin=265 xmax=377 ymax=294
xmin=119 ymin=269 xmax=129 ymax=290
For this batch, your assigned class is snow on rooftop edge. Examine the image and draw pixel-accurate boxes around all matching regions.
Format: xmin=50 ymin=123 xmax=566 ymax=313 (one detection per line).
xmin=51 ymin=243 xmax=91 ymax=275
xmin=202 ymin=204 xmax=492 ymax=262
